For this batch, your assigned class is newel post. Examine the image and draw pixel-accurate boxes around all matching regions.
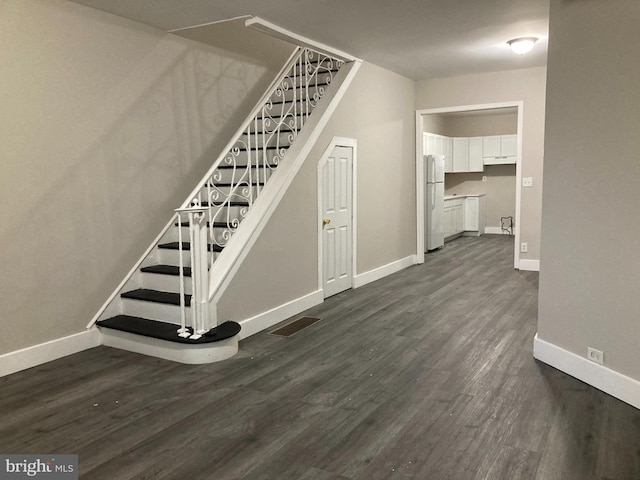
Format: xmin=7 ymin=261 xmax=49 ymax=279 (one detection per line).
xmin=176 ymin=201 xmax=210 ymax=339
xmin=188 ymin=206 xmax=210 ymax=339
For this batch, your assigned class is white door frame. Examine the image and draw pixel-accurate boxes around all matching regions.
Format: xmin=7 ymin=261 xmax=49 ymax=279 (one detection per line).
xmin=317 ymin=137 xmax=358 ymax=293
xmin=415 ymin=101 xmax=524 ymax=269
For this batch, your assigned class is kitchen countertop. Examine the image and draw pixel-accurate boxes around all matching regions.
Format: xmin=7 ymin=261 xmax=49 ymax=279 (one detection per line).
xmin=444 ymin=193 xmax=486 ymax=200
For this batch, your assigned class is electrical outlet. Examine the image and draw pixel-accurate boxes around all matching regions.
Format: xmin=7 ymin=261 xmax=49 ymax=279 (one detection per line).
xmin=587 ymin=347 xmax=604 ymax=365
xmin=522 ymin=177 xmax=533 ymax=187
xmin=520 ymin=242 xmax=528 ymax=253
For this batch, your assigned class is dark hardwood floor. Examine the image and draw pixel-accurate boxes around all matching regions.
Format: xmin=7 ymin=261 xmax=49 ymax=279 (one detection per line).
xmin=2 ymin=235 xmax=639 ymax=479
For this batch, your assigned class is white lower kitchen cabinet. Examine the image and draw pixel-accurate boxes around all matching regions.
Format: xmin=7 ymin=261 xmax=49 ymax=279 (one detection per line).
xmin=443 ymin=198 xmax=465 ymax=239
xmin=443 ymin=194 xmax=486 ymax=241
xmin=463 ymin=195 xmax=486 ymax=236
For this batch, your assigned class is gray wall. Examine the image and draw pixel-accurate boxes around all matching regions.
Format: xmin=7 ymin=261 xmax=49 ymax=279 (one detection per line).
xmin=416 ymin=67 xmax=546 ymax=262
xmin=440 ymin=112 xmax=517 ymax=138
xmin=445 ymin=166 xmax=516 ymax=229
xmin=0 ymin=0 xmax=293 ymax=355
xmin=218 ymin=62 xmax=417 ymax=322
xmin=538 ymin=0 xmax=640 ymax=380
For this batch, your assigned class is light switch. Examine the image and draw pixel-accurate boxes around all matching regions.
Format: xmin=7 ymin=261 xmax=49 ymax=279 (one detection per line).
xmin=522 ymin=177 xmax=533 ymax=187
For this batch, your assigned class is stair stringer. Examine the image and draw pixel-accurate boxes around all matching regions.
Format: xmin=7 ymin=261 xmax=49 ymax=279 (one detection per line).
xmin=206 ymin=59 xmax=362 ymax=323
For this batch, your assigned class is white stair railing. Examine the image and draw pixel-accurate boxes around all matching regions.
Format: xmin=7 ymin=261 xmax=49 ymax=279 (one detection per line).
xmin=174 ymin=47 xmax=345 ymax=337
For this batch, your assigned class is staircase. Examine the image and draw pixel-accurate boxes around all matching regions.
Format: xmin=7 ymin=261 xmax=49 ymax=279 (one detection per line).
xmin=92 ymin=47 xmax=355 ymax=364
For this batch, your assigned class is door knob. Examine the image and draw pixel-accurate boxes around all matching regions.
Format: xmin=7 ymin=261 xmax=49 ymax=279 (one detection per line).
xmin=322 ymin=218 xmax=331 ymax=226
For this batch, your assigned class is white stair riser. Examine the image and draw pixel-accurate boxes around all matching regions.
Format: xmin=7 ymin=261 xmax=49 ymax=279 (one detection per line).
xmin=200 ymin=185 xmax=261 ymax=203
xmin=239 ymin=131 xmax=295 ymax=148
xmin=211 ymin=168 xmax=275 ymax=184
xmin=158 ymin=248 xmax=221 ymax=266
xmin=215 ymin=150 xmax=287 ymax=166
xmin=271 ymin=81 xmax=335 ymax=103
xmin=160 ymin=225 xmax=239 ymax=245
xmin=253 ymin=117 xmax=304 ymax=132
xmin=209 ymin=205 xmax=250 ymax=221
xmin=121 ymin=297 xmax=185 ymax=325
xmin=160 ymin=226 xmax=238 ymax=246
xmin=141 ymin=272 xmax=193 ymax=296
xmin=100 ymin=329 xmax=238 ymax=364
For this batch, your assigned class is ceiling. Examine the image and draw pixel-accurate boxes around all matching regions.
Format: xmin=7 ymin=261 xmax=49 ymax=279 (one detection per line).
xmin=69 ymin=0 xmax=549 ymax=80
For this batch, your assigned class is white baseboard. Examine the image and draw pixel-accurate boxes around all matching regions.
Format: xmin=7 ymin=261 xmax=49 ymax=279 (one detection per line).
xmin=518 ymin=259 xmax=540 ymax=271
xmin=0 ymin=329 xmax=101 ymax=378
xmin=353 ymin=255 xmax=417 ymax=288
xmin=238 ymin=290 xmax=324 ymax=340
xmin=484 ymin=227 xmax=511 ymax=235
xmin=533 ymin=333 xmax=640 ymax=410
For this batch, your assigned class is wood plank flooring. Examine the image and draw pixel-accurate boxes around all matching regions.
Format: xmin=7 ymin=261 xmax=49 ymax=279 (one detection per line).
xmin=2 ymin=235 xmax=639 ymax=479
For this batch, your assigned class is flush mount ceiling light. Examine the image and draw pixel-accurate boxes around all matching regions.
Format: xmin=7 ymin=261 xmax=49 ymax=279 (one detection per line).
xmin=507 ymin=37 xmax=538 ymax=55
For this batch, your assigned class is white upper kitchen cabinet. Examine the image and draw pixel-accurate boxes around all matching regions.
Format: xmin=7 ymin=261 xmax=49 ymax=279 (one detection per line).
xmin=443 ymin=137 xmax=453 ymax=172
xmin=452 ymin=137 xmax=469 ymax=172
xmin=453 ymin=137 xmax=484 ymax=173
xmin=469 ymin=137 xmax=483 ymax=172
xmin=424 ymin=133 xmax=454 ymax=172
xmin=483 ymin=134 xmax=517 ymax=165
xmin=501 ymin=135 xmax=517 ymax=157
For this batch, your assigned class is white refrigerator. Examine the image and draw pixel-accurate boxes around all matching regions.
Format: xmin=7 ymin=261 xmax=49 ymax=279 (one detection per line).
xmin=425 ymin=155 xmax=445 ymax=251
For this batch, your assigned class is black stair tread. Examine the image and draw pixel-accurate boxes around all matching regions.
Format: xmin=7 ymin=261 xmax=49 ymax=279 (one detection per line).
xmin=97 ymin=315 xmax=241 ymax=345
xmin=199 ymin=200 xmax=249 ymax=207
xmin=257 ymin=112 xmax=305 ymax=119
xmin=158 ymin=241 xmax=224 ymax=253
xmin=288 ymin=82 xmax=330 ymax=89
xmin=236 ymin=145 xmax=291 ymax=152
xmin=175 ymin=200 xmax=249 ymax=207
xmin=205 ymin=181 xmax=265 ymax=187
xmin=175 ymin=221 xmax=238 ymax=228
xmin=269 ymin=91 xmax=330 ymax=103
xmin=217 ymin=163 xmax=278 ymax=169
xmin=140 ymin=264 xmax=192 ymax=277
xmin=242 ymin=128 xmax=295 ymax=134
xmin=121 ymin=288 xmax=192 ymax=307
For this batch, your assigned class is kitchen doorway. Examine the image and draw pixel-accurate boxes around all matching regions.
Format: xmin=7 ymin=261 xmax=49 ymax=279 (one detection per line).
xmin=415 ymin=102 xmax=523 ymax=269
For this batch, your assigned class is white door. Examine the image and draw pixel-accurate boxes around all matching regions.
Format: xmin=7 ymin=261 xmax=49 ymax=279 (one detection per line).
xmin=321 ymin=146 xmax=353 ymax=298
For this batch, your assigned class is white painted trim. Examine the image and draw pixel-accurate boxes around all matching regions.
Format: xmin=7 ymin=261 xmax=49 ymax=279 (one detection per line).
xmin=0 ymin=330 xmax=101 ymax=378
xmin=415 ymin=112 xmax=425 ymax=263
xmin=518 ymin=259 xmax=540 ymax=271
xmin=533 ymin=334 xmax=640 ymax=410
xmin=168 ymin=15 xmax=252 ymax=33
xmin=245 ymin=17 xmax=358 ymax=62
xmin=514 ymin=103 xmax=525 ymax=270
xmin=484 ymin=227 xmax=512 ymax=235
xmin=317 ymin=138 xmax=358 ymax=296
xmin=238 ymin=290 xmax=324 ymax=340
xmin=416 ymin=101 xmax=524 ymax=269
xmin=353 ymin=255 xmax=417 ymax=288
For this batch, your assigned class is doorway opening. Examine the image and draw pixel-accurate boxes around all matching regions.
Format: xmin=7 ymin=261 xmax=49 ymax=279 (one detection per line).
xmin=416 ymin=102 xmax=524 ymax=268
